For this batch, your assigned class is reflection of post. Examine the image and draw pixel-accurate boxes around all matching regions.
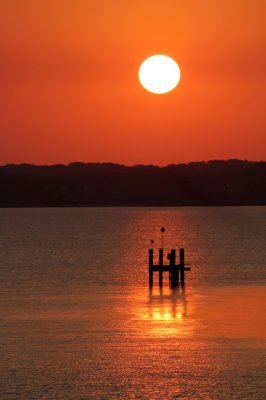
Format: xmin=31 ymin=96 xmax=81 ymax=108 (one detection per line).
xmin=149 ymin=249 xmax=153 ymax=287
xmin=148 ymin=286 xmax=188 ymax=321
xmin=180 ymin=248 xmax=185 ymax=286
xmin=159 ymin=248 xmax=163 ymax=287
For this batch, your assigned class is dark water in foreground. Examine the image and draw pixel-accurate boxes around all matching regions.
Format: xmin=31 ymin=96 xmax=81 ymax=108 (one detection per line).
xmin=0 ymin=207 xmax=265 ymax=399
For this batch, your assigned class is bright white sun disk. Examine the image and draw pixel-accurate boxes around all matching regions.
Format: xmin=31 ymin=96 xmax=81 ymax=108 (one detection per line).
xmin=138 ymin=55 xmax=180 ymax=94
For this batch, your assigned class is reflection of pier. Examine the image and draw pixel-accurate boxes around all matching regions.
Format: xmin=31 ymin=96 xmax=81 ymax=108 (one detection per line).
xmin=149 ymin=248 xmax=191 ymax=287
xmin=148 ymin=286 xmax=187 ymax=320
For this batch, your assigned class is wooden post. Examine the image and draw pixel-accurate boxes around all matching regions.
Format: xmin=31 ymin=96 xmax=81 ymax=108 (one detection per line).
xmin=180 ymin=248 xmax=185 ymax=286
xmin=167 ymin=251 xmax=172 ymax=281
xmin=159 ymin=248 xmax=163 ymax=287
xmin=170 ymin=249 xmax=178 ymax=286
xmin=149 ymin=249 xmax=153 ymax=287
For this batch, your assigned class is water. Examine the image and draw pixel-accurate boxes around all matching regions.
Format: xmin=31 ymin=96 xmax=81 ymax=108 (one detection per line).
xmin=0 ymin=207 xmax=265 ymax=399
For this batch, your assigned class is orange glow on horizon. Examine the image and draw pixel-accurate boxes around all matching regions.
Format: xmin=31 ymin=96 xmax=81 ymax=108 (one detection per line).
xmin=0 ymin=1 xmax=265 ymax=165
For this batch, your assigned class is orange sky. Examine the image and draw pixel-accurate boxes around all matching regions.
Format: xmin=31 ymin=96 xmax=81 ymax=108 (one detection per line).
xmin=0 ymin=0 xmax=265 ymax=165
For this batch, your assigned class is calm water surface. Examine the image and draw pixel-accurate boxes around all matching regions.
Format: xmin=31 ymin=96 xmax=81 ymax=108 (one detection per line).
xmin=0 ymin=207 xmax=265 ymax=399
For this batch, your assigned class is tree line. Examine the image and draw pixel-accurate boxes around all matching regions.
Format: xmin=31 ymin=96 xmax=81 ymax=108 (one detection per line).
xmin=0 ymin=160 xmax=265 ymax=206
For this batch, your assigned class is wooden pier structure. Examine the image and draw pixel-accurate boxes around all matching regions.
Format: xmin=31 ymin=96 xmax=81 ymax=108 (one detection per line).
xmin=149 ymin=247 xmax=191 ymax=287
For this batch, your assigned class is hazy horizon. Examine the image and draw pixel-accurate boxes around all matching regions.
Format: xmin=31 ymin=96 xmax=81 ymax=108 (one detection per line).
xmin=1 ymin=1 xmax=265 ymax=165
xmin=1 ymin=158 xmax=266 ymax=168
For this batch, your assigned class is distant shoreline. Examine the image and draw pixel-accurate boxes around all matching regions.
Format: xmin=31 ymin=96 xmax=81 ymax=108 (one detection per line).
xmin=1 ymin=160 xmax=266 ymax=207
xmin=0 ymin=204 xmax=266 ymax=208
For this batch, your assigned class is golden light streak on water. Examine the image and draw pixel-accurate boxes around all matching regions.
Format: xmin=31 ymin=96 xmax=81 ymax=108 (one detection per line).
xmin=0 ymin=207 xmax=265 ymax=399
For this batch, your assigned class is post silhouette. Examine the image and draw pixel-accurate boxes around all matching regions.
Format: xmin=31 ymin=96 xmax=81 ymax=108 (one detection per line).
xmin=149 ymin=249 xmax=153 ymax=287
xmin=159 ymin=248 xmax=163 ymax=287
xmin=169 ymin=249 xmax=178 ymax=287
xmin=180 ymin=248 xmax=185 ymax=286
xmin=148 ymin=247 xmax=190 ymax=287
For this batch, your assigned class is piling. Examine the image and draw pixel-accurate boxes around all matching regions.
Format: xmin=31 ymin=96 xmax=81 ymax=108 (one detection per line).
xmin=159 ymin=248 xmax=163 ymax=286
xmin=148 ymin=246 xmax=190 ymax=288
xmin=149 ymin=249 xmax=153 ymax=287
xmin=169 ymin=249 xmax=178 ymax=286
xmin=180 ymin=248 xmax=185 ymax=286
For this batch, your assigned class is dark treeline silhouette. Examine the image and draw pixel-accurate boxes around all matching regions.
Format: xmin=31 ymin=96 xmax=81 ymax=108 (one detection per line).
xmin=0 ymin=160 xmax=266 ymax=207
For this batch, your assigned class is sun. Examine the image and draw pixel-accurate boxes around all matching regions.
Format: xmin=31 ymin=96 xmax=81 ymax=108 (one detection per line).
xmin=138 ymin=55 xmax=181 ymax=94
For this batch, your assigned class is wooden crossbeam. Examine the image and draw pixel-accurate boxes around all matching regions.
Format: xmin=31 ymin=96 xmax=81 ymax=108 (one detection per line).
xmin=150 ymin=266 xmax=191 ymax=272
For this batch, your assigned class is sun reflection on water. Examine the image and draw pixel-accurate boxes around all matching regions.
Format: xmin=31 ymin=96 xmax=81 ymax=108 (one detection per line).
xmin=134 ymin=285 xmax=195 ymax=338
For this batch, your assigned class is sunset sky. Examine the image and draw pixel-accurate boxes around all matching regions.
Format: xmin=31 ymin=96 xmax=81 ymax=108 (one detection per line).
xmin=1 ymin=0 xmax=265 ymax=166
